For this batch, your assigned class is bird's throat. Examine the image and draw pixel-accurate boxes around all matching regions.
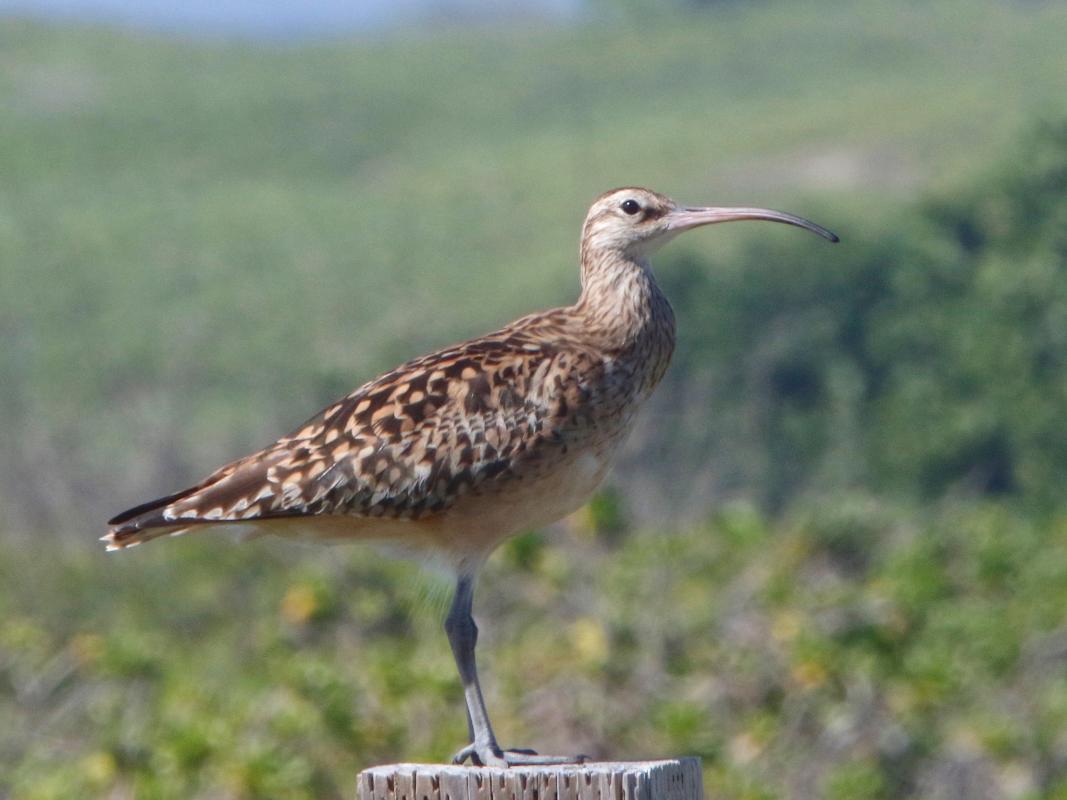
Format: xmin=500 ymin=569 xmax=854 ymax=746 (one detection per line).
xmin=575 ymin=251 xmax=677 ymax=367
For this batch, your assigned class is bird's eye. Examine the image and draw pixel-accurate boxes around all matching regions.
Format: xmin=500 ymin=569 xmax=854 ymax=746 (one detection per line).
xmin=621 ymin=199 xmax=641 ymax=216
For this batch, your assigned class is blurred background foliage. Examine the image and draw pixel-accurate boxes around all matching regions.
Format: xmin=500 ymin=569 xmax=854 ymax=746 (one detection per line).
xmin=3 ymin=0 xmax=1067 ymax=797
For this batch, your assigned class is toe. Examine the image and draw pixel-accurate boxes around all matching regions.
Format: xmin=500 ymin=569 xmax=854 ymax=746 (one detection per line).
xmin=501 ymin=750 xmax=589 ymax=766
xmin=451 ymin=745 xmax=474 ymax=765
xmin=451 ymin=742 xmax=507 ymax=767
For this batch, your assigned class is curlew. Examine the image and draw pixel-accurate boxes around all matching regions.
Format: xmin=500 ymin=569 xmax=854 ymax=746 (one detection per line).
xmin=106 ymin=187 xmax=837 ymax=767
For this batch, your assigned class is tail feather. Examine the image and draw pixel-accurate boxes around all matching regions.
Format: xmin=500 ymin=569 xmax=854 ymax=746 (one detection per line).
xmin=103 ymin=458 xmax=249 ymax=548
xmin=107 ymin=486 xmax=200 ymax=529
xmin=104 ymin=486 xmax=203 ymax=550
xmin=104 ymin=450 xmax=285 ymax=550
xmin=104 ymin=435 xmax=361 ymax=551
xmin=101 ymin=522 xmax=192 ymax=551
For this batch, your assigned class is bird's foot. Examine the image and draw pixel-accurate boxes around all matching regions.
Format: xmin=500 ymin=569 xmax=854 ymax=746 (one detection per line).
xmin=451 ymin=743 xmax=588 ymax=767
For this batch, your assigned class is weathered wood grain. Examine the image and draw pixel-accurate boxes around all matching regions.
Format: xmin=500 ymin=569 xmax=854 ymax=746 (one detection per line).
xmin=357 ymin=759 xmax=702 ymax=800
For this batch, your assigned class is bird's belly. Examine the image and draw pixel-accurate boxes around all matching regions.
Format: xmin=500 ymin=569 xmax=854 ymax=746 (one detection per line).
xmin=421 ymin=438 xmax=621 ymax=563
xmin=510 ymin=448 xmax=615 ymax=528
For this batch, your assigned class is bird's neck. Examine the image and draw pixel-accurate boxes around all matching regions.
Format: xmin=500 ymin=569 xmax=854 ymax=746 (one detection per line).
xmin=574 ymin=247 xmax=676 ymax=363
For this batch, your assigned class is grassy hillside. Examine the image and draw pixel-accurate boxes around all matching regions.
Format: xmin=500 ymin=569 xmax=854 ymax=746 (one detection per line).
xmin=2 ymin=0 xmax=1067 ymax=532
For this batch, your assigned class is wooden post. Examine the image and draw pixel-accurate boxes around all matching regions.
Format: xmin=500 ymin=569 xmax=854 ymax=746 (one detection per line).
xmin=357 ymin=758 xmax=702 ymax=800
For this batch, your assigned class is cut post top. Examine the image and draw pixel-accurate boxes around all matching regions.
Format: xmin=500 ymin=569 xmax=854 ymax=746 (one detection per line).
xmin=357 ymin=758 xmax=703 ymax=800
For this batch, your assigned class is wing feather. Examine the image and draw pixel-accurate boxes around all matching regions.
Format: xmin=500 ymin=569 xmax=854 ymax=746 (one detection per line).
xmin=105 ymin=322 xmax=592 ymax=550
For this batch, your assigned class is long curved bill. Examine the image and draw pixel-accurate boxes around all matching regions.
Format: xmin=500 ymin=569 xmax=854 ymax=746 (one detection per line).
xmin=666 ymin=206 xmax=839 ymax=243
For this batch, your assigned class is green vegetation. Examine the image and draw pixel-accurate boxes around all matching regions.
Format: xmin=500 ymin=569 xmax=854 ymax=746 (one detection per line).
xmin=7 ymin=500 xmax=1067 ymax=798
xmin=3 ymin=1 xmax=1067 ymax=797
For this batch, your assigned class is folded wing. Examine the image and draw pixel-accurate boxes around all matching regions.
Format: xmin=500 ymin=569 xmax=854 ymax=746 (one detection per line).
xmin=105 ymin=330 xmax=578 ymax=550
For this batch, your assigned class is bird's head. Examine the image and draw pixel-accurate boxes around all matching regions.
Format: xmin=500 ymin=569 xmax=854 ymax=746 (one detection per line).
xmin=581 ymin=186 xmax=838 ymax=262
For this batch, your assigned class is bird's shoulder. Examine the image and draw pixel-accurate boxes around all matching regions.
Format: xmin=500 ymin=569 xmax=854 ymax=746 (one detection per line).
xmin=289 ymin=307 xmax=600 ymax=442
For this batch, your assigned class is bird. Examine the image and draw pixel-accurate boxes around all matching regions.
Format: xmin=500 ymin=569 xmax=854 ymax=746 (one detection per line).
xmin=105 ymin=187 xmax=837 ymax=767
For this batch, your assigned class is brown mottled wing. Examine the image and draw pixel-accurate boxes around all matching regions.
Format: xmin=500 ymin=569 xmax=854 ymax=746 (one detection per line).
xmin=106 ymin=326 xmax=589 ymax=546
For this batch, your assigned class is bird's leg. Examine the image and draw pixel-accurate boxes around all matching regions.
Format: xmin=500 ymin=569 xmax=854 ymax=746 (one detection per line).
xmin=445 ymin=574 xmax=587 ymax=767
xmin=445 ymin=575 xmax=504 ymax=766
